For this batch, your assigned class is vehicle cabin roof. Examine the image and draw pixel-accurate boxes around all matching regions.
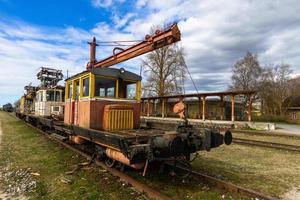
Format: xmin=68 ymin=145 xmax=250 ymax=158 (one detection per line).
xmin=65 ymin=68 xmax=142 ymax=82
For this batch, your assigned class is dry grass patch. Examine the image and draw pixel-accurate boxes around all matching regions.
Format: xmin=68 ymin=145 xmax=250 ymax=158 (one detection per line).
xmin=192 ymin=144 xmax=300 ymax=198
xmin=233 ymin=132 xmax=300 ymax=146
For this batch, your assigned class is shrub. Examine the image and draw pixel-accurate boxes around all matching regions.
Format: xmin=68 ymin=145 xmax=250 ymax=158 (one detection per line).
xmin=252 ymin=114 xmax=287 ymax=123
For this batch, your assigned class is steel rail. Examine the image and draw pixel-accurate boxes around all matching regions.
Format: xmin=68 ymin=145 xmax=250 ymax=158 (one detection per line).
xmin=233 ymin=138 xmax=300 ymax=152
xmin=234 ymin=130 xmax=300 ymax=139
xmin=172 ymin=165 xmax=278 ymax=200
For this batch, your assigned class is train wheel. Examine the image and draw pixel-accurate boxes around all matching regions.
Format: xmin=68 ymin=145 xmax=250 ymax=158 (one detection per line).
xmin=105 ymin=158 xmax=116 ymax=168
xmin=95 ymin=145 xmax=106 ymax=161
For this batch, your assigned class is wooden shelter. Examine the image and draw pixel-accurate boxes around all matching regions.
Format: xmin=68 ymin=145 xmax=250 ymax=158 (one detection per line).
xmin=141 ymin=91 xmax=256 ymax=122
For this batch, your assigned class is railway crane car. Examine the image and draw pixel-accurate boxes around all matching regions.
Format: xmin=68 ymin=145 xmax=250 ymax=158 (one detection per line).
xmin=16 ymin=23 xmax=232 ymax=173
xmin=16 ymin=85 xmax=38 ymax=118
xmin=34 ymin=67 xmax=65 ymax=119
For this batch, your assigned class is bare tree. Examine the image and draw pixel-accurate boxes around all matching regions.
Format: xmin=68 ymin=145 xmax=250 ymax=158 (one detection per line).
xmin=230 ymin=51 xmax=262 ymax=91
xmin=259 ymin=63 xmax=293 ymax=115
xmin=289 ymin=75 xmax=300 ymax=96
xmin=142 ymin=42 xmax=187 ymax=97
xmin=229 ymin=52 xmax=262 ymax=119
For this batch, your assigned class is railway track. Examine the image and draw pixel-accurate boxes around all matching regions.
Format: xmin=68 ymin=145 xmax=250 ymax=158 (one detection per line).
xmin=173 ymin=166 xmax=278 ymax=200
xmin=233 ymin=138 xmax=300 ymax=152
xmin=12 ymin=115 xmax=278 ymax=200
xmin=26 ymin=123 xmax=172 ymax=200
xmin=234 ymin=130 xmax=300 ymax=139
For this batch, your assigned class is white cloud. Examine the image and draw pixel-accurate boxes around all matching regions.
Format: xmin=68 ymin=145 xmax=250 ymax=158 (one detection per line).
xmin=1 ymin=0 xmax=300 ymax=105
xmin=91 ymin=0 xmax=125 ymax=8
xmin=112 ymin=12 xmax=136 ymax=29
xmin=91 ymin=0 xmax=113 ymax=8
xmin=0 ymin=18 xmax=139 ymax=105
xmin=126 ymin=0 xmax=300 ymax=92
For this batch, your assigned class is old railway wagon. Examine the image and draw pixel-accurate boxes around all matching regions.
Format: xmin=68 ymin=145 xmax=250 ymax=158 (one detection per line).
xmin=16 ymin=86 xmax=38 ymax=117
xmin=16 ymin=23 xmax=232 ymax=172
xmin=2 ymin=103 xmax=13 ymax=112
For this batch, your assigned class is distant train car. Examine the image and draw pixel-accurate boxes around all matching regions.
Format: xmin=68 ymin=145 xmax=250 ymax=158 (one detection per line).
xmin=3 ymin=103 xmax=13 ymax=112
xmin=35 ymin=87 xmax=64 ymax=118
xmin=16 ymin=86 xmax=38 ymax=118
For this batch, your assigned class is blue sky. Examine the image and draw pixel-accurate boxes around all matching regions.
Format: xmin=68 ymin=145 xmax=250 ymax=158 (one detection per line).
xmin=0 ymin=0 xmax=136 ymax=29
xmin=0 ymin=0 xmax=300 ymax=106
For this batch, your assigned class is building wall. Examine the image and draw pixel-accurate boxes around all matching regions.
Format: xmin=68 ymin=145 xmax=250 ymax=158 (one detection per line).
xmin=286 ymin=110 xmax=300 ymax=124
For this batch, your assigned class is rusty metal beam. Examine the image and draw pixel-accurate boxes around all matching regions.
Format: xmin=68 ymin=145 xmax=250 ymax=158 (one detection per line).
xmin=198 ymin=96 xmax=201 ymax=119
xmin=219 ymin=95 xmax=224 ymax=120
xmin=90 ymin=23 xmax=181 ymax=69
xmin=162 ymin=99 xmax=165 ymax=118
xmin=202 ymin=96 xmax=206 ymax=120
xmin=147 ymin=101 xmax=150 ymax=117
xmin=231 ymin=95 xmax=235 ymax=122
xmin=248 ymin=95 xmax=252 ymax=122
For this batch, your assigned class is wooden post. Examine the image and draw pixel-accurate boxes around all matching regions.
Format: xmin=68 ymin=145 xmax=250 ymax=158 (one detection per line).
xmin=165 ymin=98 xmax=168 ymax=117
xmin=202 ymin=96 xmax=206 ymax=121
xmin=152 ymin=99 xmax=155 ymax=116
xmin=162 ymin=99 xmax=165 ymax=118
xmin=198 ymin=96 xmax=202 ymax=119
xmin=220 ymin=95 xmax=224 ymax=120
xmin=231 ymin=95 xmax=235 ymax=122
xmin=147 ymin=100 xmax=150 ymax=117
xmin=248 ymin=95 xmax=252 ymax=122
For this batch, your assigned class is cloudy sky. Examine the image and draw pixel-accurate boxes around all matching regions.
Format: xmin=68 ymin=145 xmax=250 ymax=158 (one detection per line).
xmin=0 ymin=0 xmax=299 ymax=105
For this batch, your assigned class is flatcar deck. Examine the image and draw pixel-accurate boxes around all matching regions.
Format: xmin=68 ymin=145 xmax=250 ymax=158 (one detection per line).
xmin=112 ymin=129 xmax=165 ymax=137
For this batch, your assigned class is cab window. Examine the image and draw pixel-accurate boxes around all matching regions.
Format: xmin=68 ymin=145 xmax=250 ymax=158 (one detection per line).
xmin=36 ymin=93 xmax=40 ymax=102
xmin=74 ymin=80 xmax=80 ymax=99
xmin=46 ymin=91 xmax=55 ymax=101
xmin=118 ymin=80 xmax=137 ymax=99
xmin=36 ymin=91 xmax=43 ymax=102
xmin=55 ymin=91 xmax=61 ymax=101
xmin=46 ymin=91 xmax=61 ymax=101
xmin=126 ymin=82 xmax=136 ymax=99
xmin=67 ymin=83 xmax=72 ymax=99
xmin=82 ymin=77 xmax=90 ymax=97
xmin=94 ymin=77 xmax=116 ymax=98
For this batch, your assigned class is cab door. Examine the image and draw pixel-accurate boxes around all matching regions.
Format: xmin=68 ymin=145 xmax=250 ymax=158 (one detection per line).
xmin=72 ymin=80 xmax=80 ymax=125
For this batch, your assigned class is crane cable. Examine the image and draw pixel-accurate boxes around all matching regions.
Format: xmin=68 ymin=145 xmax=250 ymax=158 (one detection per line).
xmin=96 ymin=40 xmax=143 ymax=47
xmin=185 ymin=64 xmax=199 ymax=94
xmin=180 ymin=53 xmax=199 ymax=95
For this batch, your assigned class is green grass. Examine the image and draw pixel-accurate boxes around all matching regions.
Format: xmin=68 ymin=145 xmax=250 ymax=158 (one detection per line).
xmin=192 ymin=144 xmax=300 ymax=198
xmin=127 ymin=167 xmax=246 ymax=200
xmin=0 ymin=112 xmax=143 ymax=200
xmin=232 ymin=132 xmax=300 ymax=146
